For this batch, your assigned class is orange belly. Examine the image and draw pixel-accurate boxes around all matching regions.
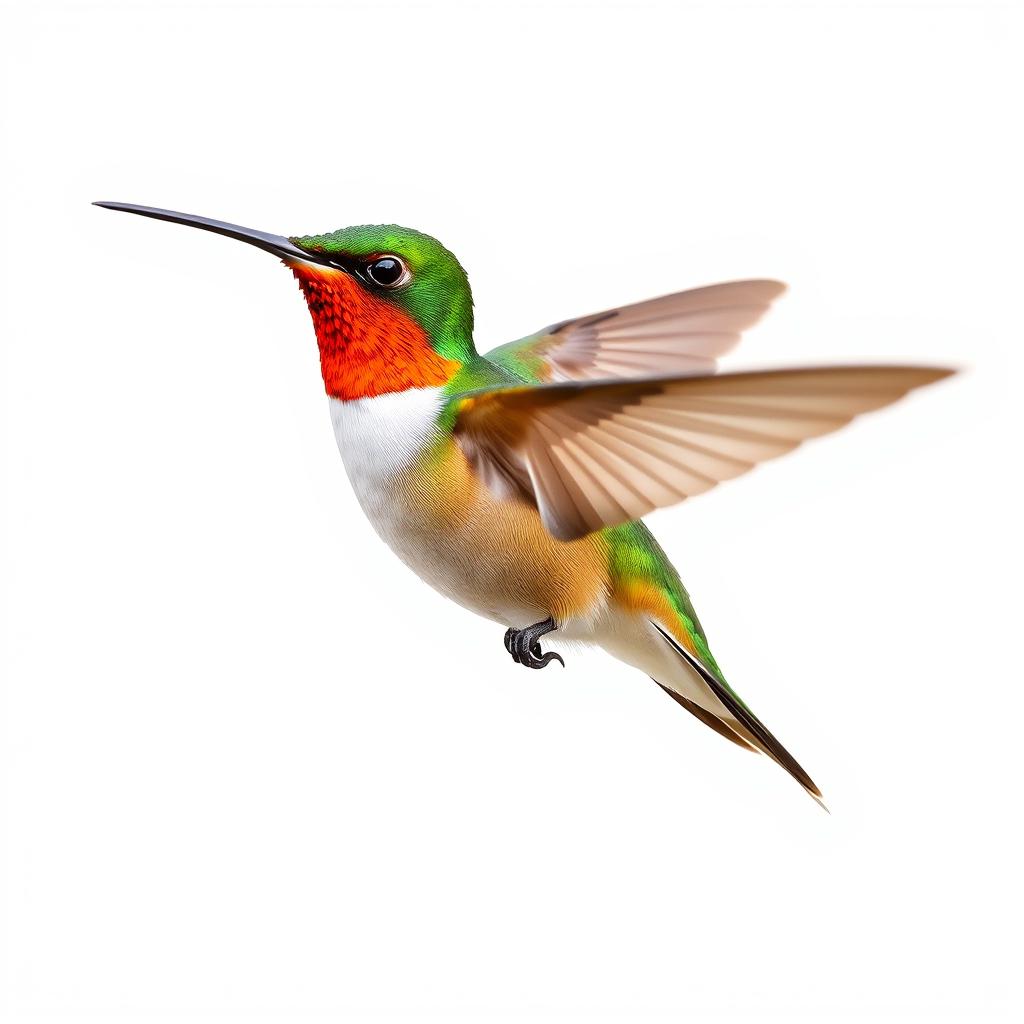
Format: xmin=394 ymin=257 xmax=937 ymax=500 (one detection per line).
xmin=330 ymin=387 xmax=610 ymax=630
xmin=389 ymin=436 xmax=611 ymax=627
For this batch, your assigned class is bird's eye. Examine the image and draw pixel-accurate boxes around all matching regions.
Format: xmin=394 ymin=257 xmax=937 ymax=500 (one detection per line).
xmin=363 ymin=255 xmax=409 ymax=289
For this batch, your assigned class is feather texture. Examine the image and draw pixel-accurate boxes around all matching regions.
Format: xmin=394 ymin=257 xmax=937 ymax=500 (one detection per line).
xmin=454 ymin=365 xmax=953 ymax=540
xmin=485 ymin=279 xmax=787 ymax=382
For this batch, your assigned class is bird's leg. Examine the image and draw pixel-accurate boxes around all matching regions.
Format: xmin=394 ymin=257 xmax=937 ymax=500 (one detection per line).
xmin=504 ymin=617 xmax=565 ymax=670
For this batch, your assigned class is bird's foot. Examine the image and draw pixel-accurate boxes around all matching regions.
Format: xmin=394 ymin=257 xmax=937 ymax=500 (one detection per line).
xmin=503 ymin=617 xmax=565 ymax=670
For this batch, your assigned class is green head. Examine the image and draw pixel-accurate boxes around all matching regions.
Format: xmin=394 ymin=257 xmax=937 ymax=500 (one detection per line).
xmin=290 ymin=224 xmax=475 ymax=364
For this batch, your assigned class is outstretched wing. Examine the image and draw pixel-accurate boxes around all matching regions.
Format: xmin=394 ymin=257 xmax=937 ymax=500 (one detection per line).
xmin=453 ymin=365 xmax=952 ymax=541
xmin=484 ymin=280 xmax=786 ymax=384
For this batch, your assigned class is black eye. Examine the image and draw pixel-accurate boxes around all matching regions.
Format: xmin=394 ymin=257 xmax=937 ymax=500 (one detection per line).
xmin=364 ymin=255 xmax=409 ymax=288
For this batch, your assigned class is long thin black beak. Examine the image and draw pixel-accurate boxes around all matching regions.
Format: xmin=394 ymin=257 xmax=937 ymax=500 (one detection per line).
xmin=92 ymin=201 xmax=330 ymax=266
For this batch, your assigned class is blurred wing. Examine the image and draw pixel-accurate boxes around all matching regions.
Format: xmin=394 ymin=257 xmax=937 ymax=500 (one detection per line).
xmin=485 ymin=279 xmax=786 ymax=384
xmin=453 ymin=366 xmax=952 ymax=541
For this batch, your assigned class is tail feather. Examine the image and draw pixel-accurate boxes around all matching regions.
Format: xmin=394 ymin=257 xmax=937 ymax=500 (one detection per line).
xmin=651 ymin=621 xmax=826 ymax=809
xmin=655 ymin=682 xmax=758 ymax=752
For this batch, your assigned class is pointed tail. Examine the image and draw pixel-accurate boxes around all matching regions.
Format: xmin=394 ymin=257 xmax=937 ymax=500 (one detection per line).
xmin=651 ymin=621 xmax=827 ymax=810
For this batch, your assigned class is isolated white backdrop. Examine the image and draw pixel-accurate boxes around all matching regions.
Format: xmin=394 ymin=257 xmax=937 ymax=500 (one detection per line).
xmin=1 ymin=1 xmax=1021 ymax=1022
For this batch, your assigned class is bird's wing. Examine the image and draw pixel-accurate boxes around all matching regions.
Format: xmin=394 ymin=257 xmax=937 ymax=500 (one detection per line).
xmin=484 ymin=280 xmax=786 ymax=384
xmin=452 ymin=365 xmax=952 ymax=541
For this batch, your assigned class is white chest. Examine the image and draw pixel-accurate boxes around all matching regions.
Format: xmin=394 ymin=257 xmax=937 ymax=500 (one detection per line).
xmin=328 ymin=387 xmax=445 ymax=540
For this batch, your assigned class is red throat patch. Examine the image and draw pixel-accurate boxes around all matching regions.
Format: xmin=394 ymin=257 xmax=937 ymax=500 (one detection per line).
xmin=289 ymin=263 xmax=461 ymax=401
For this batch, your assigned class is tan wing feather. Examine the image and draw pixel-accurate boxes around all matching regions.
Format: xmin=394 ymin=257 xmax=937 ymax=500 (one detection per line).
xmin=485 ymin=280 xmax=787 ymax=382
xmin=454 ymin=366 xmax=953 ymax=541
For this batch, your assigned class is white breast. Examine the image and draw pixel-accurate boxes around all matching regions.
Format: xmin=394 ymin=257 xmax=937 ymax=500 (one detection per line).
xmin=328 ymin=387 xmax=446 ymax=541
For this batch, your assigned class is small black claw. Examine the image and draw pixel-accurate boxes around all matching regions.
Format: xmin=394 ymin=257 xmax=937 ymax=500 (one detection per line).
xmin=503 ymin=617 xmax=565 ymax=670
xmin=529 ymin=649 xmax=565 ymax=669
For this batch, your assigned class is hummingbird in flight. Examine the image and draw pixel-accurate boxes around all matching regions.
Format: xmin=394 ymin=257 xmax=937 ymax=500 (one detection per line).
xmin=95 ymin=201 xmax=952 ymax=806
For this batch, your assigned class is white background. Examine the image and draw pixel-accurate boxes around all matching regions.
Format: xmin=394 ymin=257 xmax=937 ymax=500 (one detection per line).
xmin=2 ymin=1 xmax=1021 ymax=1021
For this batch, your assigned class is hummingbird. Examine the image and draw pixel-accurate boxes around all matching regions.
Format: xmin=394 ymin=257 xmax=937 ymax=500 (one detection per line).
xmin=95 ymin=201 xmax=952 ymax=806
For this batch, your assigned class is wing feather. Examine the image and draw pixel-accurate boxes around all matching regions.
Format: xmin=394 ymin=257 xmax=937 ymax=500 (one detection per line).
xmin=485 ymin=280 xmax=787 ymax=383
xmin=454 ymin=365 xmax=953 ymax=540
